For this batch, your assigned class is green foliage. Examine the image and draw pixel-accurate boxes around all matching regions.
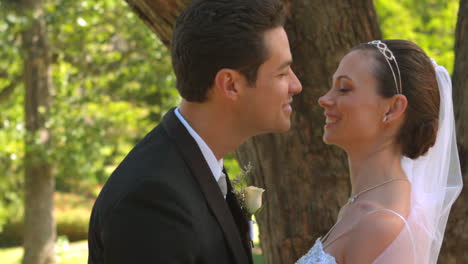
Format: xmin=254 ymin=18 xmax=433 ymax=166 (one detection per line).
xmin=374 ymin=0 xmax=459 ymax=73
xmin=54 ymin=192 xmax=93 ymax=242
xmin=0 ymin=5 xmax=26 ymax=233
xmin=225 ymin=153 xmax=242 ymax=180
xmin=44 ymin=0 xmax=179 ymax=190
xmin=0 ymin=0 xmax=460 ymax=247
xmin=0 ymin=0 xmax=179 ymax=232
xmin=0 ymin=192 xmax=94 ymax=247
xmin=0 ymin=221 xmax=23 ymax=247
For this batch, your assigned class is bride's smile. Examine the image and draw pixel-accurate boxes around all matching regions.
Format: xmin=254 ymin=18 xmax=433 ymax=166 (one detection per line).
xmin=324 ymin=112 xmax=340 ymax=128
xmin=297 ymin=39 xmax=462 ymax=264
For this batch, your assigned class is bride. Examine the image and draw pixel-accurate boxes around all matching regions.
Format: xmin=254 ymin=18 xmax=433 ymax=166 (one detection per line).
xmin=296 ymin=40 xmax=463 ymax=264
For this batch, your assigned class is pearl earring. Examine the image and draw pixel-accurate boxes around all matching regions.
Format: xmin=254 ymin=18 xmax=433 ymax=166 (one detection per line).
xmin=383 ymin=115 xmax=388 ymax=122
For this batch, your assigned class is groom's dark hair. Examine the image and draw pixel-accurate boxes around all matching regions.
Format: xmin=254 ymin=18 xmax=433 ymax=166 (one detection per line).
xmin=171 ymin=0 xmax=286 ymax=102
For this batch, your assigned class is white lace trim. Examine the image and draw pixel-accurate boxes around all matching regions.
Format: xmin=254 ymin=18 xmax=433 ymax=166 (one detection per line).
xmin=295 ymin=238 xmax=337 ymax=264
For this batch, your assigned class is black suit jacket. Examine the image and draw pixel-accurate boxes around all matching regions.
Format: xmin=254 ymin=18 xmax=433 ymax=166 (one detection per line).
xmin=88 ymin=108 xmax=253 ymax=264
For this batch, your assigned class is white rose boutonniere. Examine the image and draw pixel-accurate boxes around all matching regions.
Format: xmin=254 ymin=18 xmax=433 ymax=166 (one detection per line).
xmin=244 ymin=186 xmax=265 ymax=215
xmin=231 ymin=163 xmax=265 ymax=247
xmin=242 ymin=186 xmax=264 ymax=247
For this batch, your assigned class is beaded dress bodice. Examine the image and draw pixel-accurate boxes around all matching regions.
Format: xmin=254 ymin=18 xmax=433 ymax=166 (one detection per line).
xmin=295 ymin=238 xmax=336 ymax=264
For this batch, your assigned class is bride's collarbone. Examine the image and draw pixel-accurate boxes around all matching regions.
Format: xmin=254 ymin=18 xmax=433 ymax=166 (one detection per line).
xmin=324 ymin=203 xmax=406 ymax=264
xmin=328 ymin=201 xmax=396 ymax=245
xmin=343 ymin=188 xmax=410 ymax=216
xmin=324 ymin=195 xmax=410 ymax=250
xmin=339 ymin=200 xmax=381 ymax=220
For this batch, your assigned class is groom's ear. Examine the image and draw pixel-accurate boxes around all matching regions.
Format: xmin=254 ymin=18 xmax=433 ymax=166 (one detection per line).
xmin=385 ymin=94 xmax=408 ymax=122
xmin=213 ymin=69 xmax=246 ymax=100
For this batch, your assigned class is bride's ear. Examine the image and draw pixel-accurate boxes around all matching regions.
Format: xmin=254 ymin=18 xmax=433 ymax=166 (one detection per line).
xmin=383 ymin=94 xmax=408 ymax=123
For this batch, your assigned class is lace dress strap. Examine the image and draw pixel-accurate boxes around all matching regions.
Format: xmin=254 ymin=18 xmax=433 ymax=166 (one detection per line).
xmin=366 ymin=208 xmax=406 ymax=222
xmin=367 ymin=209 xmax=417 ymax=264
xmin=322 ymin=208 xmax=408 ymax=249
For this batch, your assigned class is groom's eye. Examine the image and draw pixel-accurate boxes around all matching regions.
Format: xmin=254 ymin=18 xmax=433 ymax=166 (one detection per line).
xmin=278 ymin=70 xmax=289 ymax=77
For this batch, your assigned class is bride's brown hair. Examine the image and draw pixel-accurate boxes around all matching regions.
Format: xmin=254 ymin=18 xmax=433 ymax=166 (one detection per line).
xmin=352 ymin=40 xmax=440 ymax=159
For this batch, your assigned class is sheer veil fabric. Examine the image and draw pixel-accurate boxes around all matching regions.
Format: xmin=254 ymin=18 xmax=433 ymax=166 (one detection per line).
xmin=373 ymin=59 xmax=463 ymax=264
xmin=295 ymin=58 xmax=463 ymax=264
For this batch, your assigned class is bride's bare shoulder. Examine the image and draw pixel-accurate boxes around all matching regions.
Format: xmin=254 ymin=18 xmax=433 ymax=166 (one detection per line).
xmin=343 ymin=209 xmax=405 ymax=263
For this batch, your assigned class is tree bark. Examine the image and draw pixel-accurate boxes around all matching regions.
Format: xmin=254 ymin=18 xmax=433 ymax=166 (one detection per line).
xmin=125 ymin=0 xmax=379 ymax=262
xmin=20 ymin=0 xmax=56 ymax=263
xmin=439 ymin=0 xmax=468 ymax=263
xmin=124 ymin=0 xmax=191 ymax=47
xmin=235 ymin=2 xmax=380 ymax=262
xmin=124 ymin=0 xmax=466 ymax=263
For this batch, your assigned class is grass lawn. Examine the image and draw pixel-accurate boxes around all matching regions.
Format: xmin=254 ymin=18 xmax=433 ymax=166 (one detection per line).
xmin=253 ymin=247 xmax=264 ymax=263
xmin=0 ymin=246 xmax=23 ymax=264
xmin=0 ymin=240 xmax=264 ymax=263
xmin=1 ymin=191 xmax=264 ymax=263
xmin=0 ymin=240 xmax=88 ymax=264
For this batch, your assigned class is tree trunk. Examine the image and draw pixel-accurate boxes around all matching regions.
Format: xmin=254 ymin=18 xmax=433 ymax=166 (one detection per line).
xmin=235 ymin=2 xmax=380 ymax=262
xmin=124 ymin=0 xmax=466 ymax=262
xmin=20 ymin=0 xmax=56 ymax=263
xmin=439 ymin=0 xmax=468 ymax=263
xmin=124 ymin=0 xmax=191 ymax=47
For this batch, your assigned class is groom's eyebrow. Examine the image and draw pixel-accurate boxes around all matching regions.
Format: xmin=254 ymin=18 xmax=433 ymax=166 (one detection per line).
xmin=276 ymin=60 xmax=293 ymax=71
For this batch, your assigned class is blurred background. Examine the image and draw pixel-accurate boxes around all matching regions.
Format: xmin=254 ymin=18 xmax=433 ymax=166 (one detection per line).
xmin=0 ymin=0 xmax=463 ymax=263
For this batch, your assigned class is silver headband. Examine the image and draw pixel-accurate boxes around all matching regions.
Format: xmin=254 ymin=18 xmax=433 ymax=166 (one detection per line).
xmin=367 ymin=40 xmax=402 ymax=94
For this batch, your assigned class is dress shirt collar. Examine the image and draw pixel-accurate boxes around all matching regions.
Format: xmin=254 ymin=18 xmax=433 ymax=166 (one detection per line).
xmin=174 ymin=107 xmax=224 ymax=182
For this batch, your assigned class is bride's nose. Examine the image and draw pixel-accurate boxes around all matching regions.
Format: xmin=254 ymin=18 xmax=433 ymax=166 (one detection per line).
xmin=318 ymin=93 xmax=334 ymax=109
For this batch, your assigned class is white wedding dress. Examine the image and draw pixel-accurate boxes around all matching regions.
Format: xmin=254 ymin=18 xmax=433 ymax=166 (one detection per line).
xmin=295 ymin=238 xmax=336 ymax=264
xmin=295 ymin=58 xmax=462 ymax=264
xmin=295 ymin=208 xmax=413 ymax=264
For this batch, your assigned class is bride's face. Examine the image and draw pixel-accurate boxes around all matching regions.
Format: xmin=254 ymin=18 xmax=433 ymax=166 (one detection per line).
xmin=318 ymin=50 xmax=389 ymax=149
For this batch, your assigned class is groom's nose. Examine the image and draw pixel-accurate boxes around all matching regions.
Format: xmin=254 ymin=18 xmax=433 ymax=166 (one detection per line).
xmin=288 ymin=70 xmax=302 ymax=95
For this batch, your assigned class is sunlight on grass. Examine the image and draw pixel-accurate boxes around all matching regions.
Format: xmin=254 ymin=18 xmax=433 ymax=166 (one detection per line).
xmin=1 ymin=240 xmax=263 ymax=263
xmin=1 ymin=192 xmax=264 ymax=263
xmin=56 ymin=239 xmax=88 ymax=264
xmin=0 ymin=240 xmax=88 ymax=264
xmin=0 ymin=246 xmax=22 ymax=264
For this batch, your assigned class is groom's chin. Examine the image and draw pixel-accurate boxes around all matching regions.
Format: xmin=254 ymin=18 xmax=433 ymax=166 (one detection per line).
xmin=278 ymin=120 xmax=292 ymax=132
xmin=261 ymin=122 xmax=291 ymax=135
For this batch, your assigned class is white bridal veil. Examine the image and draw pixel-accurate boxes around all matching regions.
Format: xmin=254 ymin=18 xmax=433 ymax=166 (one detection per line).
xmin=374 ymin=59 xmax=464 ymax=264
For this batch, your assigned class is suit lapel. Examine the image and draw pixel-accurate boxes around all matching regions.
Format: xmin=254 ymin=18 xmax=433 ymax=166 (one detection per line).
xmin=162 ymin=108 xmax=249 ymax=264
xmin=225 ymin=173 xmax=254 ymax=264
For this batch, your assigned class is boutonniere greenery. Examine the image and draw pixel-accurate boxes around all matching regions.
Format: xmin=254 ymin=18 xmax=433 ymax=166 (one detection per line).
xmin=231 ymin=163 xmax=265 ymax=247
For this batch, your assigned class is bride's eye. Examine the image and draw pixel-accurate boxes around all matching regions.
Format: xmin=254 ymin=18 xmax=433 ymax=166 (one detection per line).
xmin=339 ymin=88 xmax=350 ymax=93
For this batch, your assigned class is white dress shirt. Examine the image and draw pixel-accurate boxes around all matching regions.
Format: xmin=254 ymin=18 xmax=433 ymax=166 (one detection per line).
xmin=174 ymin=108 xmax=225 ymax=196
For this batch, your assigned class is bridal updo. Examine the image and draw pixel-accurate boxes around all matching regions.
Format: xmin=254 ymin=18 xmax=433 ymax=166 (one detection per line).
xmin=352 ymin=40 xmax=440 ymax=159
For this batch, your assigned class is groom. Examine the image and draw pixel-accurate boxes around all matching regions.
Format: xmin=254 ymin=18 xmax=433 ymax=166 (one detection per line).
xmin=88 ymin=0 xmax=302 ymax=263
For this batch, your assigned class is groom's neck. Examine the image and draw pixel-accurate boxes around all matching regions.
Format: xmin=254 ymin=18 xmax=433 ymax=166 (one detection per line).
xmin=179 ymin=100 xmax=247 ymax=160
